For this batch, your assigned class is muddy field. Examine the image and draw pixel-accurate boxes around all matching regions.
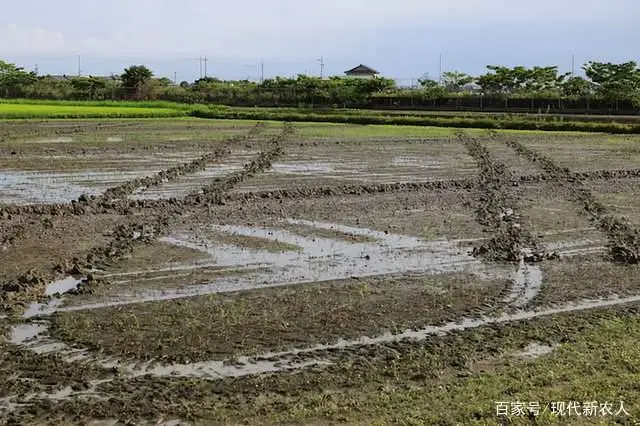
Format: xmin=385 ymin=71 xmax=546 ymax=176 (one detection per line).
xmin=2 ymin=118 xmax=640 ymax=424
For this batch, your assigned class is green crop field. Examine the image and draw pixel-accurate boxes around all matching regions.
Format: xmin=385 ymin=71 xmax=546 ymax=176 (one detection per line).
xmin=0 ymin=103 xmax=186 ymax=119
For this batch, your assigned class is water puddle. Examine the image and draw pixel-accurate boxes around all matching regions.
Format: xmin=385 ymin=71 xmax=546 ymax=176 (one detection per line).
xmin=515 ymin=342 xmax=560 ymax=359
xmin=0 ymin=171 xmax=101 ymax=204
xmin=0 ymin=169 xmax=170 ymax=204
xmin=45 ymin=276 xmax=83 ymax=296
xmin=47 ymin=221 xmax=487 ymax=312
xmin=271 ymin=163 xmax=336 ymax=174
xmin=26 ymin=224 xmax=607 ymax=317
xmin=10 ymin=323 xmax=48 ymax=346
xmin=504 ymin=257 xmax=543 ymax=309
xmin=130 ymin=164 xmax=245 ymax=200
xmin=32 ymin=137 xmax=73 ymax=143
xmin=391 ymin=156 xmax=444 ymax=169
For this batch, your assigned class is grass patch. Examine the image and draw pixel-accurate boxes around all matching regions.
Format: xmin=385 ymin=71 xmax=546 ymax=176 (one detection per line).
xmin=209 ymin=232 xmax=302 ymax=253
xmin=536 ymin=255 xmax=640 ymax=307
xmin=283 ymin=223 xmax=379 ymax=243
xmin=49 ymin=272 xmax=505 ymax=362
xmin=22 ymin=305 xmax=640 ymax=424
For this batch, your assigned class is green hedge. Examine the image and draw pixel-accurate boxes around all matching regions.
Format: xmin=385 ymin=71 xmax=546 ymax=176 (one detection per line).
xmin=191 ymin=108 xmax=640 ymax=134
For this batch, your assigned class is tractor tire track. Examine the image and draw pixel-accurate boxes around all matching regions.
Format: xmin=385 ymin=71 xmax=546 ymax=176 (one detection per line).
xmin=98 ymin=122 xmax=266 ymax=201
xmin=459 ymin=133 xmax=546 ymax=263
xmin=505 ymin=139 xmax=640 ymax=264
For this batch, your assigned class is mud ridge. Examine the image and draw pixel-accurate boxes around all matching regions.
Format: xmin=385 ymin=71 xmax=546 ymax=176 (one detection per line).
xmin=183 ymin=123 xmax=293 ymax=206
xmin=224 ymin=167 xmax=640 ymax=203
xmin=2 ymin=168 xmax=640 ymax=220
xmin=460 ymin=134 xmax=546 ymax=263
xmin=98 ymin=122 xmax=266 ymax=201
xmin=505 ymin=139 xmax=640 ymax=264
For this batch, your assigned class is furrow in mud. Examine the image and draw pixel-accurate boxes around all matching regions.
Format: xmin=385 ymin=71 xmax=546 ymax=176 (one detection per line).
xmin=505 ymin=139 xmax=640 ymax=264
xmin=0 ymin=125 xmax=292 ymax=312
xmin=459 ymin=134 xmax=545 ymax=263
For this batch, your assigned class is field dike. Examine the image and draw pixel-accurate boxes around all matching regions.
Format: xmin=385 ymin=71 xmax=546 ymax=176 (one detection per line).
xmin=458 ymin=134 xmax=546 ymax=263
xmin=504 ymin=138 xmax=640 ymax=264
xmin=0 ymin=125 xmax=292 ymax=312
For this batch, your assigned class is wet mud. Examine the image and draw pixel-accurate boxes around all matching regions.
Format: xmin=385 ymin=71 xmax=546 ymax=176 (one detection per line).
xmin=459 ymin=134 xmax=546 ymax=263
xmin=505 ymin=138 xmax=640 ymax=263
xmin=3 ymin=121 xmax=640 ymax=423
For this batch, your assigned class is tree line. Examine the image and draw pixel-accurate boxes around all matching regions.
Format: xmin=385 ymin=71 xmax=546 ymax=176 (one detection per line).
xmin=1 ymin=59 xmax=639 ymax=111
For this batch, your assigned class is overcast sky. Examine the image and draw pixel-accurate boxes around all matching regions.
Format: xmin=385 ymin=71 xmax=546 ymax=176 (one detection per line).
xmin=1 ymin=0 xmax=638 ymax=81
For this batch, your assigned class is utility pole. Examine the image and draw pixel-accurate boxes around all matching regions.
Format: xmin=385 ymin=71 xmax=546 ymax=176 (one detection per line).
xmin=438 ymin=54 xmax=443 ymax=84
xmin=260 ymin=60 xmax=264 ymax=83
xmin=197 ymin=57 xmax=209 ymax=79
xmin=571 ymin=54 xmax=575 ymax=76
xmin=77 ymin=56 xmax=81 ymax=77
xmin=174 ymin=72 xmax=177 ymax=84
xmin=318 ymin=56 xmax=325 ymax=79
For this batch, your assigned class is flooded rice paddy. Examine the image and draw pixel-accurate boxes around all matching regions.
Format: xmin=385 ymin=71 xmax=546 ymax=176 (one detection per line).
xmin=2 ymin=119 xmax=640 ymax=424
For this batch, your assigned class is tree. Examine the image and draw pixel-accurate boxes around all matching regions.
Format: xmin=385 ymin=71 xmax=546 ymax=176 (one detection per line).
xmin=0 ymin=60 xmax=37 ymax=97
xmin=524 ymin=66 xmax=569 ymax=93
xmin=583 ymin=61 xmax=640 ymax=100
xmin=476 ymin=65 xmax=567 ymax=95
xmin=156 ymin=77 xmax=173 ymax=87
xmin=561 ymin=76 xmax=593 ymax=97
xmin=69 ymin=77 xmax=107 ymax=99
xmin=121 ymin=65 xmax=153 ymax=91
xmin=476 ymin=66 xmax=512 ymax=93
xmin=441 ymin=71 xmax=474 ymax=92
xmin=418 ymin=78 xmax=447 ymax=98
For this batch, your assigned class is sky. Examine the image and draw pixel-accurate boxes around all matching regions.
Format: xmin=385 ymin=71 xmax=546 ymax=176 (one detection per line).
xmin=1 ymin=0 xmax=638 ymax=82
